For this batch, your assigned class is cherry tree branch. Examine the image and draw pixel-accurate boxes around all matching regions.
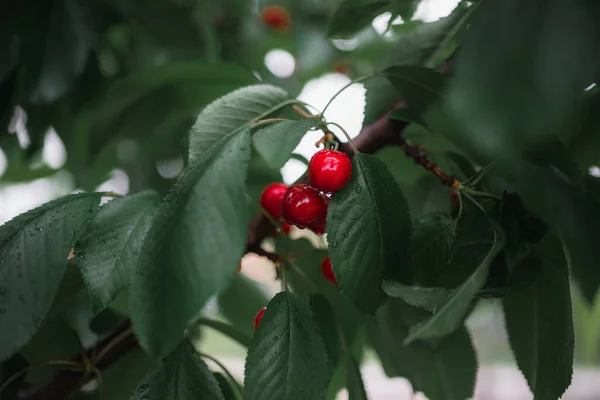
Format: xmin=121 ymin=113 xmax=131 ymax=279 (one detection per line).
xmin=15 ymin=57 xmax=457 ymax=400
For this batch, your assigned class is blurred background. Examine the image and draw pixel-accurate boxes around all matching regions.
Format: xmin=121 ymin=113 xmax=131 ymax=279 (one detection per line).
xmin=2 ymin=0 xmax=600 ymax=398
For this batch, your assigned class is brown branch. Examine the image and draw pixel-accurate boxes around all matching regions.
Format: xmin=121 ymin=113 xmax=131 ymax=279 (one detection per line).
xmin=17 ymin=321 xmax=138 ymax=400
xmin=16 ymin=56 xmax=458 ymax=400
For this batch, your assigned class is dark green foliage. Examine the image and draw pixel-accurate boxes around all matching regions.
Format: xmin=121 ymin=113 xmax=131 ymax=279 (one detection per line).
xmin=1 ymin=1 xmax=597 ymax=399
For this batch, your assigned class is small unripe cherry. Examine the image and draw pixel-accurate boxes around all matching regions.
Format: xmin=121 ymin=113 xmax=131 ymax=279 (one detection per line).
xmin=260 ymin=5 xmax=291 ymax=30
xmin=254 ymin=307 xmax=266 ymax=331
xmin=309 ymin=150 xmax=352 ymax=193
xmin=309 ymin=197 xmax=329 ymax=235
xmin=260 ymin=183 xmax=288 ymax=220
xmin=281 ymin=184 xmax=326 ymax=228
xmin=321 ymin=257 xmax=337 ymax=286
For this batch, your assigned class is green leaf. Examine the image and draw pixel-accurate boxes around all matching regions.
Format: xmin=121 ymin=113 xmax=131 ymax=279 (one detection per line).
xmin=0 ymin=193 xmax=101 ymax=362
xmin=513 ymin=162 xmax=600 ymax=303
xmin=382 ymin=281 xmax=449 ymax=312
xmin=310 ymin=294 xmax=341 ymax=368
xmin=406 ymin=175 xmax=452 ymax=218
xmin=189 ymin=84 xmax=289 ymax=161
xmin=75 ymin=191 xmax=160 ymax=307
xmin=369 ymin=298 xmax=477 ymax=400
xmin=77 ymin=62 xmax=256 ymax=162
xmin=195 ymin=317 xmax=253 ymax=348
xmin=252 ymin=119 xmax=319 ymax=169
xmin=382 ymin=66 xmax=447 ymax=111
xmin=327 ymin=153 xmax=412 ymax=314
xmin=448 ymin=0 xmax=600 ymax=159
xmin=19 ymin=0 xmax=90 ymax=104
xmin=362 ymin=78 xmax=401 ymax=126
xmin=388 ymin=108 xmax=427 ymax=129
xmin=130 ymin=128 xmax=251 ymax=358
xmin=362 ymin=5 xmax=471 ymax=127
xmin=327 ymin=0 xmax=390 ymax=38
xmin=102 ymin=348 xmax=155 ymax=400
xmin=244 ymin=292 xmax=330 ymax=400
xmin=383 ymin=3 xmax=471 ymax=68
xmin=217 ymin=274 xmax=270 ymax=338
xmin=503 ymin=236 xmax=574 ymax=400
xmin=343 ymin=354 xmax=368 ymax=400
xmin=404 ymin=217 xmax=505 ymax=343
xmin=406 ymin=212 xmax=455 ymax=284
xmin=214 ymin=372 xmax=241 ymax=400
xmin=132 ymin=340 xmax=225 ymax=400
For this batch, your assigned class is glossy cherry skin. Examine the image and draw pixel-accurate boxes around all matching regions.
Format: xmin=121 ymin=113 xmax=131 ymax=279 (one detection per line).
xmin=260 ymin=183 xmax=288 ymax=220
xmin=309 ymin=197 xmax=329 ymax=235
xmin=254 ymin=307 xmax=266 ymax=331
xmin=281 ymin=184 xmax=326 ymax=228
xmin=309 ymin=150 xmax=352 ymax=193
xmin=260 ymin=5 xmax=290 ymax=30
xmin=321 ymin=257 xmax=338 ymax=286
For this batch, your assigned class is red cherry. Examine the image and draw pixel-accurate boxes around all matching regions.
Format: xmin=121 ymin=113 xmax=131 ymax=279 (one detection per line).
xmin=309 ymin=150 xmax=352 ymax=193
xmin=260 ymin=5 xmax=291 ymax=30
xmin=254 ymin=307 xmax=266 ymax=331
xmin=321 ymin=257 xmax=338 ymax=286
xmin=309 ymin=197 xmax=329 ymax=235
xmin=260 ymin=183 xmax=288 ymax=220
xmin=282 ymin=184 xmax=326 ymax=228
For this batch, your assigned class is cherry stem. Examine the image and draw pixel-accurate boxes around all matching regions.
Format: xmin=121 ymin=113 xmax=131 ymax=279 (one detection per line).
xmin=250 ymin=118 xmax=290 ymax=130
xmin=464 ymin=163 xmax=493 ymax=187
xmin=292 ymin=104 xmax=315 ymax=119
xmin=463 ymin=188 xmax=501 ymax=200
xmin=198 ymin=351 xmax=244 ymax=396
xmin=94 ymin=326 xmax=134 ymax=364
xmin=326 ymin=122 xmax=358 ymax=155
xmin=0 ymin=361 xmax=83 ymax=395
xmin=101 ymin=192 xmax=124 ymax=198
xmin=321 ymin=74 xmax=380 ymax=115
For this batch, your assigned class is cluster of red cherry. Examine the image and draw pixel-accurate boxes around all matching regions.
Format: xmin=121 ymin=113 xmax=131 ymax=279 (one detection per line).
xmin=254 ymin=149 xmax=352 ymax=331
xmin=260 ymin=149 xmax=352 ymax=235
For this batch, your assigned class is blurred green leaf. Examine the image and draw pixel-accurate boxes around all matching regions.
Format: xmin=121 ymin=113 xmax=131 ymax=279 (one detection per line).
xmin=404 ymin=215 xmax=504 ymax=343
xmin=18 ymin=0 xmax=91 ymax=104
xmin=130 ymin=128 xmax=251 ymax=358
xmin=327 ymin=0 xmax=390 ymax=38
xmin=383 ymin=281 xmax=449 ymax=312
xmin=214 ymin=372 xmax=241 ymax=400
xmin=384 ymin=3 xmax=470 ymax=68
xmin=513 ymin=162 xmax=600 ymax=303
xmin=406 ymin=175 xmax=452 ymax=217
xmin=252 ymin=119 xmax=319 ymax=169
xmin=217 ymin=274 xmax=270 ymax=338
xmin=77 ymin=62 xmax=256 ymax=161
xmin=244 ymin=292 xmax=329 ymax=400
xmin=189 ymin=84 xmax=289 ymax=161
xmin=0 ymin=193 xmax=101 ymax=362
xmin=448 ymin=0 xmax=600 ymax=160
xmin=406 ymin=211 xmax=455 ymax=284
xmin=132 ymin=340 xmax=225 ymax=400
xmin=382 ymin=65 xmax=446 ymax=111
xmin=368 ymin=298 xmax=477 ymax=400
xmin=310 ymin=293 xmax=341 ymax=368
xmin=76 ymin=191 xmax=160 ymax=307
xmin=388 ymin=107 xmax=427 ymax=129
xmin=327 ymin=154 xmax=412 ymax=314
xmin=503 ymin=235 xmax=574 ymax=400
xmin=101 ymin=348 xmax=155 ymax=400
